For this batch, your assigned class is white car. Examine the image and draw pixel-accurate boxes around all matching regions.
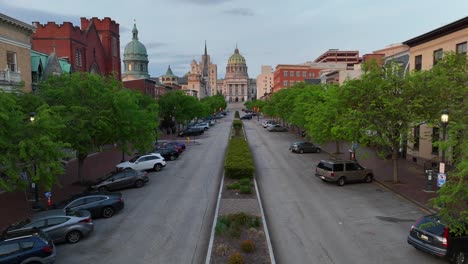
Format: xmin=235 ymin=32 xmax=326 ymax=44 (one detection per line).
xmin=262 ymin=120 xmax=278 ymax=128
xmin=116 ymin=153 xmax=166 ymax=171
xmin=194 ymin=122 xmax=210 ymax=130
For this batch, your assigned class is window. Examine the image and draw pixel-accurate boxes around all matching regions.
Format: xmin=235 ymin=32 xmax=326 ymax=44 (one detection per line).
xmin=345 ymin=163 xmax=360 ymax=171
xmin=456 ymin=42 xmax=467 ymax=55
xmin=85 ymin=197 xmax=103 ymax=203
xmin=47 ymin=217 xmax=68 ymax=227
xmin=296 ymin=71 xmax=300 ymax=77
xmin=309 ymin=72 xmax=315 ymax=77
xmin=283 ymin=80 xmax=288 ymax=87
xmin=28 ymin=220 xmax=46 ymax=228
xmin=290 ymin=80 xmax=294 ymax=86
xmin=283 ymin=71 xmax=288 ymax=77
xmin=302 ymin=72 xmax=306 ymax=77
xmin=414 ymin=125 xmax=420 ymax=150
xmin=75 ymin=48 xmax=83 ymax=67
xmin=140 ymin=64 xmax=143 ymax=71
xmin=433 ymin=49 xmax=443 ymax=65
xmin=112 ymin=37 xmax=118 ymax=57
xmin=432 ymin=127 xmax=439 ymax=154
xmin=0 ymin=243 xmax=20 ymax=256
xmin=21 ymin=241 xmax=35 ymax=250
xmin=333 ymin=164 xmax=344 ymax=172
xmin=128 ymin=64 xmax=132 ymax=71
xmin=414 ymin=55 xmax=422 ymax=71
xmin=67 ymin=198 xmax=85 ymax=208
xmin=6 ymin=51 xmax=16 ymax=72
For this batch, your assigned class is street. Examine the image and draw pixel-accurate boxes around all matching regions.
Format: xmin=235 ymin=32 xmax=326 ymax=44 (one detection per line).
xmin=54 ymin=116 xmax=232 ymax=263
xmin=244 ymin=119 xmax=445 ymax=264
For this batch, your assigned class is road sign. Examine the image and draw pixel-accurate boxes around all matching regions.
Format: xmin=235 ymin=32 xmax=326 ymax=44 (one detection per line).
xmin=437 ymin=173 xmax=446 ymax=187
xmin=439 ymin=162 xmax=445 ymax=174
xmin=44 ymin=191 xmax=52 ymax=198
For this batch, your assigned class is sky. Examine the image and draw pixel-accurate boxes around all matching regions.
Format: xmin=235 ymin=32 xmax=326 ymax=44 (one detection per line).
xmin=2 ymin=0 xmax=467 ymax=78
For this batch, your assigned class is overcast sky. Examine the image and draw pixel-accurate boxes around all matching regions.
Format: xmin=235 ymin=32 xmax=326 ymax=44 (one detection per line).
xmin=2 ymin=0 xmax=467 ymax=78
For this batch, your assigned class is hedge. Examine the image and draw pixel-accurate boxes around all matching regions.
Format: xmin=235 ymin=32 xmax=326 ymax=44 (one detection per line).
xmin=224 ymin=136 xmax=254 ymax=179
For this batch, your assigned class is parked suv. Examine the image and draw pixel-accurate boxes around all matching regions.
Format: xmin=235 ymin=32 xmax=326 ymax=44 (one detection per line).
xmin=315 ymin=160 xmax=373 ymax=186
xmin=408 ymin=214 xmax=467 ymax=263
xmin=116 ymin=153 xmax=166 ymax=172
xmin=0 ymin=228 xmax=56 ymax=264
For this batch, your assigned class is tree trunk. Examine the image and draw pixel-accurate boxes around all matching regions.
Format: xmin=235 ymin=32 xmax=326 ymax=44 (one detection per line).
xmin=77 ymin=153 xmax=88 ymax=185
xmin=392 ymin=148 xmax=399 ymax=183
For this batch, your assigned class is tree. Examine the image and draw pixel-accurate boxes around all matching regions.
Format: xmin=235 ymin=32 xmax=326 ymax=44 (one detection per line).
xmin=38 ymin=72 xmax=157 ymax=184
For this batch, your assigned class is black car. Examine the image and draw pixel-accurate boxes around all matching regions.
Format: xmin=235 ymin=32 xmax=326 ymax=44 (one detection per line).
xmin=0 ymin=228 xmax=56 ymax=264
xmin=54 ymin=192 xmax=124 ymax=219
xmin=153 ymin=147 xmax=179 ymax=161
xmin=240 ymin=114 xmax=252 ymax=120
xmin=178 ymin=127 xmax=204 ymax=137
xmin=408 ymin=214 xmax=468 ymax=263
xmin=89 ymin=169 xmax=149 ymax=192
xmin=289 ymin=142 xmax=321 ymax=153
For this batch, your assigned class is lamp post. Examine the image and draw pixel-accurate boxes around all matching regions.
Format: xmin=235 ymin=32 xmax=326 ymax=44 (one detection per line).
xmin=440 ymin=109 xmax=449 ymax=165
xmin=28 ymin=112 xmax=40 ymax=208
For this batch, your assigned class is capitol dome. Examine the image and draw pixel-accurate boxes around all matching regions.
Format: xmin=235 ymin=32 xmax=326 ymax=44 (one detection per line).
xmin=228 ymin=48 xmax=246 ymax=65
xmin=123 ymin=23 xmax=148 ymax=62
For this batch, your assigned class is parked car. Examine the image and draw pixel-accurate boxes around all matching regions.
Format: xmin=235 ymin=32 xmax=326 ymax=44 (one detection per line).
xmin=0 ymin=228 xmax=56 ymax=264
xmin=315 ymin=160 xmax=374 ymax=186
xmin=116 ymin=153 xmax=166 ymax=171
xmin=408 ymin=214 xmax=468 ymax=263
xmin=54 ymin=192 xmax=124 ymax=219
xmin=267 ymin=124 xmax=288 ymax=132
xmin=89 ymin=169 xmax=149 ymax=192
xmin=262 ymin=120 xmax=277 ymax=128
xmin=240 ymin=114 xmax=252 ymax=120
xmin=178 ymin=127 xmax=204 ymax=137
xmin=4 ymin=209 xmax=93 ymax=244
xmin=153 ymin=147 xmax=179 ymax=161
xmin=289 ymin=142 xmax=321 ymax=153
xmin=162 ymin=141 xmax=186 ymax=151
xmin=194 ymin=122 xmax=210 ymax=130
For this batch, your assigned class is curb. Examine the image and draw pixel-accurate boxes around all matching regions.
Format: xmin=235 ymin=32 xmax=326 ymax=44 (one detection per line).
xmin=254 ymin=178 xmax=276 ymax=264
xmin=373 ymin=179 xmax=437 ymax=215
xmin=205 ymin=175 xmax=224 ymax=264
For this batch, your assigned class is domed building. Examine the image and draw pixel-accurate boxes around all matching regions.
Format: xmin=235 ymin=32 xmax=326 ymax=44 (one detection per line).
xmin=122 ymin=23 xmax=149 ymax=80
xmin=223 ymin=46 xmax=250 ymax=102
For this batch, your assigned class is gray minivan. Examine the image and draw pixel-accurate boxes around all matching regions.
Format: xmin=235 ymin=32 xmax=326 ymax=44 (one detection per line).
xmin=315 ymin=160 xmax=373 ymax=186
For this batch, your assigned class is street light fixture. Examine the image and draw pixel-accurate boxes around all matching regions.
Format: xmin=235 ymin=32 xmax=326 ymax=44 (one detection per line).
xmin=440 ymin=109 xmax=449 ymax=166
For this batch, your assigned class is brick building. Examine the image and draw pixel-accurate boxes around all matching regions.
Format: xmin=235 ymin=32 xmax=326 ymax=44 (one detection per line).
xmin=272 ymin=64 xmax=321 ymax=93
xmin=31 ymin=17 xmax=121 ymax=79
xmin=314 ymin=49 xmax=361 ymax=70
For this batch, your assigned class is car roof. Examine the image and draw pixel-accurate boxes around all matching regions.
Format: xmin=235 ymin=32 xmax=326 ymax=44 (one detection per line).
xmin=69 ymin=191 xmax=122 ymax=200
xmin=1 ymin=228 xmax=44 ymax=241
xmin=30 ymin=209 xmax=66 ymax=221
xmin=319 ymin=159 xmax=357 ymax=164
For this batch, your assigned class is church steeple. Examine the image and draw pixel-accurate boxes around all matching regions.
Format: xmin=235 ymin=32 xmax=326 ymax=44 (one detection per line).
xmin=202 ymin=41 xmax=209 ymax=77
xmin=204 ymin=40 xmax=207 ymax=56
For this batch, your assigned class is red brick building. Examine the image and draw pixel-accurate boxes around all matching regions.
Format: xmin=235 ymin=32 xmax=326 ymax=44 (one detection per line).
xmin=272 ymin=65 xmax=321 ymax=93
xmin=123 ymin=79 xmax=166 ymax=99
xmin=31 ymin=17 xmax=121 ymax=79
xmin=314 ymin=49 xmax=361 ymax=70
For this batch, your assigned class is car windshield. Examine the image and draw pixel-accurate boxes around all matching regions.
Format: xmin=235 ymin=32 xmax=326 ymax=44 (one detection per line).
xmin=415 ymin=216 xmax=446 ymax=236
xmin=129 ymin=156 xmax=141 ymax=163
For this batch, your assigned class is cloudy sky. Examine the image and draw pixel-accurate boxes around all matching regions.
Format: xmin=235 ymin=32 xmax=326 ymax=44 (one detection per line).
xmin=2 ymin=0 xmax=467 ymax=78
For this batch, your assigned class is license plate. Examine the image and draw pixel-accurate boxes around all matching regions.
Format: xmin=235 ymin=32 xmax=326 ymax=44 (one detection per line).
xmin=420 ymin=234 xmax=429 ymax=241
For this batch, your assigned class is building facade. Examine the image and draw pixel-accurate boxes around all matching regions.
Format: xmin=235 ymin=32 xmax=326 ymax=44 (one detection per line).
xmin=122 ymin=23 xmax=149 ymax=81
xmin=31 ymin=49 xmax=71 ymax=92
xmin=0 ymin=13 xmax=35 ymax=92
xmin=313 ymin=49 xmax=361 ymax=70
xmin=32 ymin=17 xmax=121 ymax=79
xmin=402 ymin=16 xmax=467 ymax=166
xmin=256 ymin=65 xmax=273 ymax=99
xmin=223 ymin=47 xmax=249 ymax=102
xmin=187 ymin=42 xmax=217 ymax=98
xmin=272 ymin=65 xmax=321 ymax=93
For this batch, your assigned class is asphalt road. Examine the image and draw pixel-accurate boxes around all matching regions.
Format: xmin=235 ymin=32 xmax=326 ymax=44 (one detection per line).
xmin=54 ymin=116 xmax=232 ymax=263
xmin=243 ymin=119 xmax=445 ymax=264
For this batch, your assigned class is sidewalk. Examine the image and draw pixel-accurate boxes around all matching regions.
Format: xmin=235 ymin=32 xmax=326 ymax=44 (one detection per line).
xmin=318 ymin=141 xmax=438 ymax=213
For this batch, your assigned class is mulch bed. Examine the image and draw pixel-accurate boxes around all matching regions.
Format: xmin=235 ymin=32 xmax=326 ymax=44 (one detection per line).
xmin=222 ymin=177 xmax=256 ymax=199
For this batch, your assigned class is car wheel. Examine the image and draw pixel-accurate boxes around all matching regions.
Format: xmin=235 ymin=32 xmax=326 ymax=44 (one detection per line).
xmin=66 ymin=230 xmax=82 ymax=243
xmin=153 ymin=163 xmax=162 ymax=171
xmin=337 ymin=177 xmax=346 ymax=186
xmin=453 ymin=250 xmax=466 ymax=264
xmin=365 ymin=174 xmax=373 ymax=183
xmin=134 ymin=180 xmax=144 ymax=188
xmin=170 ymin=155 xmax=176 ymax=161
xmin=101 ymin=206 xmax=115 ymax=218
xmin=299 ymin=149 xmax=304 ymax=154
xmin=315 ymin=148 xmax=321 ymax=153
xmin=98 ymin=186 xmax=108 ymax=192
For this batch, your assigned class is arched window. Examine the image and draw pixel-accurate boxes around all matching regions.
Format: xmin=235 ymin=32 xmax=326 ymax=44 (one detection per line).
xmin=128 ymin=64 xmax=132 ymax=71
xmin=140 ymin=64 xmax=143 ymax=71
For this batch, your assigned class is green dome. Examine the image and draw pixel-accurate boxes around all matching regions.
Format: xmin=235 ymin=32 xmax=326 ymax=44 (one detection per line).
xmin=123 ymin=24 xmax=148 ymax=62
xmin=228 ymin=48 xmax=246 ymax=65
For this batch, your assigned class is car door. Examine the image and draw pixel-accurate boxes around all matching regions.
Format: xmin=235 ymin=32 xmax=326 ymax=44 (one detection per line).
xmin=302 ymin=143 xmax=312 ymax=153
xmin=345 ymin=162 xmax=360 ymax=181
xmin=103 ymin=174 xmax=121 ymax=190
xmin=43 ymin=217 xmax=70 ymax=242
xmin=0 ymin=242 xmax=21 ymax=264
xmin=117 ymin=170 xmax=134 ymax=188
xmin=64 ymin=198 xmax=87 ymax=212
xmin=133 ymin=156 xmax=149 ymax=171
xmin=83 ymin=196 xmax=106 ymax=218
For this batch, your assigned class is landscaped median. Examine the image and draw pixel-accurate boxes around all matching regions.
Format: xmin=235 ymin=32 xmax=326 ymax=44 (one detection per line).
xmin=206 ymin=114 xmax=275 ymax=264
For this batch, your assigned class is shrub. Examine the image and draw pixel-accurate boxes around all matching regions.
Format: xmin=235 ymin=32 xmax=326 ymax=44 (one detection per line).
xmin=239 ymin=185 xmax=252 ymax=194
xmin=232 ymin=120 xmax=243 ymax=130
xmin=234 ymin=111 xmax=240 ymax=118
xmin=249 ymin=217 xmax=260 ymax=228
xmin=240 ymin=239 xmax=256 ymax=253
xmin=225 ymin=138 xmax=254 ymax=179
xmin=215 ymin=244 xmax=230 ymax=256
xmin=227 ymin=182 xmax=240 ymax=190
xmin=228 ymin=252 xmax=244 ymax=264
xmin=230 ymin=213 xmax=250 ymax=226
xmin=239 ymin=178 xmax=252 ymax=187
xmin=227 ymin=223 xmax=242 ymax=238
xmin=215 ymin=216 xmax=230 ymax=235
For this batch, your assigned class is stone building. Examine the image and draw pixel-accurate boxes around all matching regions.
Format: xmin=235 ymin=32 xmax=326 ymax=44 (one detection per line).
xmin=122 ymin=23 xmax=149 ymax=81
xmin=0 ymin=13 xmax=35 ymax=92
xmin=256 ymin=65 xmax=273 ymax=100
xmin=187 ymin=42 xmax=217 ymax=98
xmin=223 ymin=46 xmax=249 ymax=102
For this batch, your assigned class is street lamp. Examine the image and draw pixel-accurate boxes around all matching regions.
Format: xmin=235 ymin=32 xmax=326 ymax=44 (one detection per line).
xmin=440 ymin=109 xmax=449 ymax=167
xmin=28 ymin=112 xmax=40 ymax=209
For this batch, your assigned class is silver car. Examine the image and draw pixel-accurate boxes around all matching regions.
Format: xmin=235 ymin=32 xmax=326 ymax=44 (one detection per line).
xmin=5 ymin=209 xmax=94 ymax=244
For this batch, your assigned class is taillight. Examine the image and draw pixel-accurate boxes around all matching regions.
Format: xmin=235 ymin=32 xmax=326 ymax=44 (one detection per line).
xmin=43 ymin=245 xmax=52 ymax=253
xmin=442 ymin=227 xmax=449 ymax=247
xmin=118 ymin=197 xmax=123 ymax=203
xmin=79 ymin=218 xmax=92 ymax=223
xmin=331 ymin=172 xmax=335 ymax=177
